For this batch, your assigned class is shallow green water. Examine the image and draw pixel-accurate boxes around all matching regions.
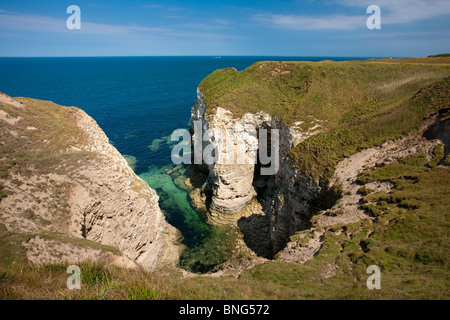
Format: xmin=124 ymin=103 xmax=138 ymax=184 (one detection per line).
xmin=139 ymin=165 xmax=235 ymax=273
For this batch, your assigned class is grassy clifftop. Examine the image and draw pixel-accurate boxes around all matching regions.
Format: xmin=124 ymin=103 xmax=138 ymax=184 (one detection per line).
xmin=0 ymin=93 xmax=182 ymax=283
xmin=199 ymin=57 xmax=450 ymax=180
xmin=1 ymin=58 xmax=449 ymax=299
xmin=3 ymin=147 xmax=448 ymax=299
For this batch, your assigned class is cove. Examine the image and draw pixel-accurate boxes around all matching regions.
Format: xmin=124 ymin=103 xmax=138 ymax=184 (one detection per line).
xmin=139 ymin=163 xmax=236 ymax=273
xmin=0 ymin=56 xmax=370 ymax=273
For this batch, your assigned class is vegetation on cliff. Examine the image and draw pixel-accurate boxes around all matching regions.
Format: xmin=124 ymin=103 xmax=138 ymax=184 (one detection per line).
xmin=0 ymin=93 xmax=180 ymax=281
xmin=1 ymin=57 xmax=449 ymax=300
xmin=199 ymin=58 xmax=450 ymax=181
xmin=2 ymin=147 xmax=449 ymax=300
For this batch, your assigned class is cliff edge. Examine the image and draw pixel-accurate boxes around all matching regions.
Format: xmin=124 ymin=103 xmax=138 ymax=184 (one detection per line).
xmin=188 ymin=57 xmax=450 ymax=261
xmin=0 ymin=93 xmax=182 ymax=271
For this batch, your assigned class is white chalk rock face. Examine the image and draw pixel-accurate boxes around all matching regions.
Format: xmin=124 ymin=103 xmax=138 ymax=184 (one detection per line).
xmin=190 ymin=90 xmax=310 ymax=217
xmin=71 ymin=108 xmax=183 ymax=271
xmin=0 ymin=93 xmax=182 ymax=271
xmin=191 ymin=91 xmax=264 ymax=214
xmin=189 ymin=89 xmax=327 ymax=253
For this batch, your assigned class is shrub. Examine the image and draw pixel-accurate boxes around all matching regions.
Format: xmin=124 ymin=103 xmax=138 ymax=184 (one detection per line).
xmin=358 ymin=185 xmax=374 ymax=196
xmin=0 ymin=184 xmax=7 ymax=200
xmin=444 ymin=154 xmax=450 ymax=166
xmin=361 ymin=203 xmax=383 ymax=216
xmin=127 ymin=284 xmax=163 ymax=300
xmin=428 ymin=144 xmax=444 ymax=168
xmin=79 ymin=262 xmax=112 ymax=287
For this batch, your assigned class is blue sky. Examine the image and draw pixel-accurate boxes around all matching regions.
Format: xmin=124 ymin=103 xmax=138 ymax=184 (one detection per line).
xmin=0 ymin=0 xmax=449 ymax=57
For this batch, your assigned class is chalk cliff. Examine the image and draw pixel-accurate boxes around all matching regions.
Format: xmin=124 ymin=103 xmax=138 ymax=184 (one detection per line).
xmin=189 ymin=90 xmax=325 ymax=254
xmin=188 ymin=60 xmax=450 ymax=260
xmin=0 ymin=93 xmax=182 ymax=271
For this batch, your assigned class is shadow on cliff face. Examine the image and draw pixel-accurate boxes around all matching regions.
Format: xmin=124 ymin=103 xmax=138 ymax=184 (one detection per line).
xmin=239 ymin=139 xmax=276 ymax=259
xmin=187 ymin=164 xmax=209 ymax=189
xmin=424 ymin=109 xmax=450 ymax=155
xmin=237 ymin=214 xmax=273 ymax=259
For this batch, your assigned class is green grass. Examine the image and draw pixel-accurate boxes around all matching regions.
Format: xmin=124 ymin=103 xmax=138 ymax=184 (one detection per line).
xmin=79 ymin=262 xmax=113 ymax=287
xmin=126 ymin=284 xmax=163 ymax=300
xmin=0 ymin=97 xmax=93 ymax=181
xmin=290 ymin=77 xmax=450 ymax=181
xmin=200 ymin=59 xmax=450 ymax=125
xmin=358 ymin=186 xmax=374 ymax=196
xmin=199 ymin=58 xmax=450 ymax=183
xmin=428 ymin=53 xmax=450 ymax=58
xmin=353 ymin=154 xmax=449 ymax=298
xmin=428 ymin=144 xmax=445 ymax=167
xmin=0 ymin=224 xmax=28 ymax=264
xmin=1 ymin=59 xmax=449 ymax=300
xmin=2 ymin=148 xmax=448 ymax=300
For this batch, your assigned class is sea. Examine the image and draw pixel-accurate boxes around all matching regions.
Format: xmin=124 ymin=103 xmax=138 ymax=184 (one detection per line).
xmin=0 ymin=56 xmax=376 ymax=272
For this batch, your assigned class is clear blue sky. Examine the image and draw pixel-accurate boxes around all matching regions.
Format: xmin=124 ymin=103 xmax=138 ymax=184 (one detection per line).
xmin=0 ymin=0 xmax=449 ymax=57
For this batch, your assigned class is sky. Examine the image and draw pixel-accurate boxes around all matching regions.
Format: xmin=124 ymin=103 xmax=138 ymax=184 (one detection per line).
xmin=0 ymin=0 xmax=449 ymax=57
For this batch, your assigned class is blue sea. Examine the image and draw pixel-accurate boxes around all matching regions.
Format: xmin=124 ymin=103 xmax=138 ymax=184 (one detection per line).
xmin=0 ymin=56 xmax=375 ymax=272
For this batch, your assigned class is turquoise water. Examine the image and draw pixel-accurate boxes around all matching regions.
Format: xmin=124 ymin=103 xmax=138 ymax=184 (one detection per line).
xmin=139 ymin=165 xmax=209 ymax=247
xmin=0 ymin=56 xmax=376 ymax=272
xmin=139 ymin=165 xmax=237 ymax=273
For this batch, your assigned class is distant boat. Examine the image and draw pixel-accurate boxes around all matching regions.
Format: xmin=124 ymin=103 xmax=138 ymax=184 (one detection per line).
xmin=213 ymin=56 xmax=221 ymax=59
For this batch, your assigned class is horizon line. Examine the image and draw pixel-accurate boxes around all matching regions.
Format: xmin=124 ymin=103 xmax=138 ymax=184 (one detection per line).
xmin=0 ymin=54 xmax=409 ymax=59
